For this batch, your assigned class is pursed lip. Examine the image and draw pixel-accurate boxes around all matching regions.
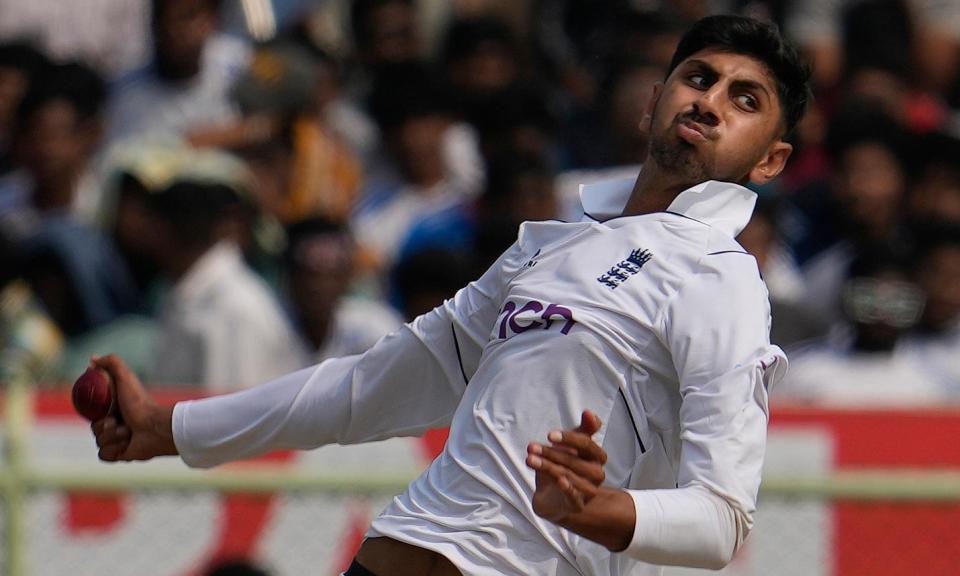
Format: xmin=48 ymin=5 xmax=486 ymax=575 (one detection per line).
xmin=676 ymin=119 xmax=715 ymax=143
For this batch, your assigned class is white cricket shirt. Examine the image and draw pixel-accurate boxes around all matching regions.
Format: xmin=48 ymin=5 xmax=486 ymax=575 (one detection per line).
xmin=173 ymin=178 xmax=787 ymax=575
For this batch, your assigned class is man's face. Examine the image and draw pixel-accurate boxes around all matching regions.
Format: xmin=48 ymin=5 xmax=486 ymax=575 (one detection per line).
xmin=644 ymin=48 xmax=791 ymax=185
xmin=289 ymin=234 xmax=352 ymax=323
xmin=153 ymin=0 xmax=217 ymax=80
xmin=17 ymin=100 xmax=90 ymax=188
xmin=365 ymin=1 xmax=418 ymax=65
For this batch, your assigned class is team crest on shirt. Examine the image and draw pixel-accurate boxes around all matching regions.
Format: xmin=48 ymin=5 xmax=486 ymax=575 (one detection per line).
xmin=522 ymin=249 xmax=541 ymax=270
xmin=596 ymin=248 xmax=653 ymax=289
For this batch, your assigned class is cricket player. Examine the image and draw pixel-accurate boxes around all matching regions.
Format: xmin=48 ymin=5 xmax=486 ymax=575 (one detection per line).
xmin=92 ymin=14 xmax=810 ymax=576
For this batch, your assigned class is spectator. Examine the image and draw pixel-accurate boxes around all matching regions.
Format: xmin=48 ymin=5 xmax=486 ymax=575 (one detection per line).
xmin=474 ymin=150 xmax=558 ymax=269
xmin=562 ymin=60 xmax=664 ymax=170
xmin=226 ymin=40 xmax=362 ymax=225
xmin=899 ymin=223 xmax=960 ymax=395
xmin=347 ymin=0 xmax=485 ymax=207
xmin=105 ymin=0 xmax=249 ymax=145
xmin=535 ymin=1 xmax=650 ymax=109
xmin=283 ymin=217 xmax=401 ymax=364
xmin=908 ymin=130 xmax=960 ymax=225
xmin=352 ymin=62 xmax=481 ymax=276
xmin=391 ymin=247 xmax=475 ymax=322
xmin=19 ymin=218 xmax=137 ymax=338
xmin=3 ymin=61 xmax=138 ymax=338
xmin=0 ymin=42 xmax=47 ymax=176
xmin=440 ymin=15 xmax=553 ymax=161
xmin=142 ymin=168 xmax=300 ymax=389
xmin=2 ymin=61 xmax=107 ymax=235
xmin=776 ymin=247 xmax=938 ymax=405
xmin=350 ymin=0 xmax=421 ymax=70
xmin=785 ymin=0 xmax=960 ymax=92
xmin=785 ymin=102 xmax=913 ymax=336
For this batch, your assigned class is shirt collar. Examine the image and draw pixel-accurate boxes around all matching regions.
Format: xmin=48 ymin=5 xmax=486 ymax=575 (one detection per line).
xmin=578 ymin=176 xmax=757 ymax=237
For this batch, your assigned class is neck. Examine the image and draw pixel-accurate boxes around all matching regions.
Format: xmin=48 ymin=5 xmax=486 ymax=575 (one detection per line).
xmin=164 ymin=242 xmax=214 ymax=282
xmin=621 ymin=162 xmax=697 ymax=217
xmin=32 ymin=175 xmax=78 ymax=212
xmin=301 ymin=313 xmax=334 ymax=350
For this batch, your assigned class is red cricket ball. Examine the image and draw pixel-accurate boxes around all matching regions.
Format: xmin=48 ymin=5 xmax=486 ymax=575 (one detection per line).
xmin=72 ymin=367 xmax=115 ymax=421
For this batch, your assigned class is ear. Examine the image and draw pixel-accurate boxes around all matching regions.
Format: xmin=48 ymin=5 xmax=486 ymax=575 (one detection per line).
xmin=640 ymin=82 xmax=664 ymax=133
xmin=749 ymin=140 xmax=793 ymax=185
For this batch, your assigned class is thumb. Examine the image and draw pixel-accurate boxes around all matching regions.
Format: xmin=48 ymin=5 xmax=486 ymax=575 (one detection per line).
xmin=90 ymin=354 xmax=147 ymax=416
xmin=576 ymin=410 xmax=602 ymax=436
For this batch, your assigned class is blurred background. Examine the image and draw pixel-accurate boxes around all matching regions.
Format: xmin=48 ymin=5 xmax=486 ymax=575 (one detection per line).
xmin=0 ymin=0 xmax=958 ymax=575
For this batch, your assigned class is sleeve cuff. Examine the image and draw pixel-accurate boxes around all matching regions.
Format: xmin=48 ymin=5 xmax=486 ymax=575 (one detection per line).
xmin=625 ymin=489 xmax=665 ymax=557
xmin=171 ymin=400 xmax=204 ymax=468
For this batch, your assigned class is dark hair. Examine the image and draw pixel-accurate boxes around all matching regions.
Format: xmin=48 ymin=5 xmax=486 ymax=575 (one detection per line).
xmin=484 ymin=150 xmax=551 ymax=204
xmin=912 ymin=221 xmax=960 ymax=264
xmin=666 ymin=15 xmax=811 ymax=138
xmin=16 ymin=61 xmax=106 ymax=126
xmin=152 ymin=0 xmax=222 ymax=22
xmin=367 ymin=62 xmax=450 ymax=130
xmin=147 ymin=181 xmax=241 ymax=249
xmin=842 ymin=0 xmax=912 ymax=78
xmin=392 ymin=247 xmax=474 ymax=317
xmin=914 ymin=130 xmax=960 ymax=178
xmin=282 ymin=216 xmax=351 ymax=268
xmin=846 ymin=243 xmax=910 ymax=280
xmin=0 ymin=41 xmax=48 ymax=77
xmin=350 ymin=0 xmax=414 ymax=50
xmin=442 ymin=16 xmax=517 ymax=65
xmin=824 ymin=100 xmax=911 ymax=167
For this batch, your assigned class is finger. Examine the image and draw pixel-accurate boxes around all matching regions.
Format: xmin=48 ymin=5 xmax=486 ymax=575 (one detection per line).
xmin=530 ymin=442 xmax=577 ymax=462
xmin=575 ymin=410 xmax=602 ymax=435
xmin=95 ymin=424 xmax=131 ymax=449
xmin=529 ymin=456 xmax=601 ymax=499
xmin=98 ymin=441 xmax=130 ymax=462
xmin=91 ymin=416 xmax=119 ymax=436
xmin=547 ymin=430 xmax=608 ymax=465
xmin=91 ymin=354 xmax=139 ymax=394
xmin=537 ymin=445 xmax=605 ymax=484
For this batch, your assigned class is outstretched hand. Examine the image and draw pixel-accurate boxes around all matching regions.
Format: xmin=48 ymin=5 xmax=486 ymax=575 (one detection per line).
xmin=526 ymin=410 xmax=607 ymax=524
xmin=89 ymin=355 xmax=178 ymax=462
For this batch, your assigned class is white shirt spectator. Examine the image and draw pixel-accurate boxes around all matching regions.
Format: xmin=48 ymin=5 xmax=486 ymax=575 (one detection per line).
xmin=171 ymin=177 xmax=785 ymax=574
xmin=151 ymin=241 xmax=301 ymax=390
xmin=104 ymin=34 xmax=249 ymax=145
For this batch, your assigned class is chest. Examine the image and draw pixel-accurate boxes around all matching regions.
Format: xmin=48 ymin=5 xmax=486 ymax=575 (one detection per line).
xmin=492 ymin=221 xmax=700 ymax=355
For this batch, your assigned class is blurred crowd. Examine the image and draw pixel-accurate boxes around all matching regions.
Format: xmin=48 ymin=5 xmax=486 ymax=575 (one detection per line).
xmin=0 ymin=0 xmax=958 ymax=407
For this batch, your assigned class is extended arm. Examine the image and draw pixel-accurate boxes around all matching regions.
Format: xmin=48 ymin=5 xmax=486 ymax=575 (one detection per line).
xmin=94 ymin=243 xmax=526 ymax=467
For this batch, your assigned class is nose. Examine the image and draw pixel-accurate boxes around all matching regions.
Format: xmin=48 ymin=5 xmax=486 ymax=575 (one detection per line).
xmin=692 ymin=86 xmax=721 ymax=126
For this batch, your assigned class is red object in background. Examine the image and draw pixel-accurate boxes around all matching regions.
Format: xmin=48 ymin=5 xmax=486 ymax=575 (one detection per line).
xmin=771 ymin=407 xmax=960 ymax=576
xmin=71 ymin=367 xmax=114 ymax=421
